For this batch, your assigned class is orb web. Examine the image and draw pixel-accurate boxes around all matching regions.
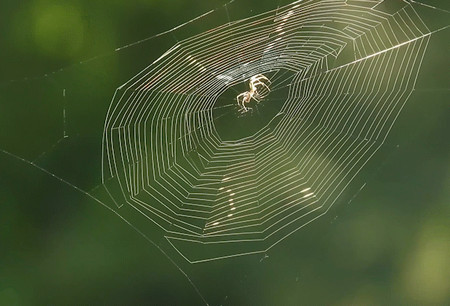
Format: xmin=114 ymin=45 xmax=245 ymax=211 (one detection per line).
xmin=102 ymin=0 xmax=431 ymax=263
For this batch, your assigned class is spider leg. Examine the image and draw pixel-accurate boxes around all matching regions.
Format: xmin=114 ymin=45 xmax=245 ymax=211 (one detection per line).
xmin=253 ymin=75 xmax=271 ymax=85
xmin=236 ymin=93 xmax=244 ymax=110
xmin=237 ymin=92 xmax=250 ymax=112
xmin=252 ymin=95 xmax=262 ymax=103
xmin=253 ymin=81 xmax=271 ymax=91
xmin=253 ymin=84 xmax=270 ymax=100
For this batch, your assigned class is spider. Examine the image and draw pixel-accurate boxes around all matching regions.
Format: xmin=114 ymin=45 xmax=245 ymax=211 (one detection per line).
xmin=236 ymin=74 xmax=271 ymax=112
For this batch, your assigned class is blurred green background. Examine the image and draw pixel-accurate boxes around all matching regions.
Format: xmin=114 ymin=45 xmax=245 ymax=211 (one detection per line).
xmin=0 ymin=0 xmax=449 ymax=305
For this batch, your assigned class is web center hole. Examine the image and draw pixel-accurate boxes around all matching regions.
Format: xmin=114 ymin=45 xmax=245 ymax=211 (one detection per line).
xmin=213 ymin=69 xmax=294 ymax=141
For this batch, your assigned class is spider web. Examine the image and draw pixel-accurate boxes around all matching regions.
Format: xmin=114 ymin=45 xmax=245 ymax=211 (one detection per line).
xmin=102 ymin=0 xmax=436 ymax=264
xmin=0 ymin=0 xmax=448 ymax=304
